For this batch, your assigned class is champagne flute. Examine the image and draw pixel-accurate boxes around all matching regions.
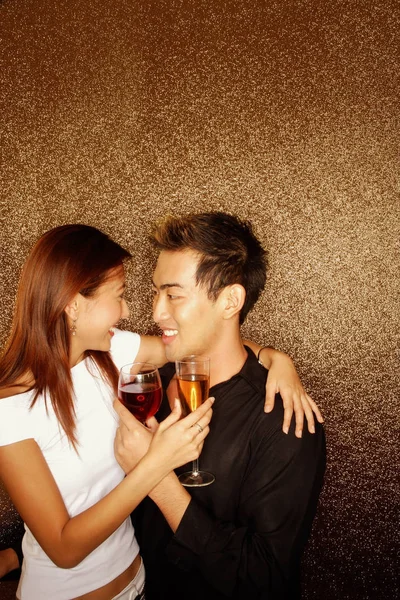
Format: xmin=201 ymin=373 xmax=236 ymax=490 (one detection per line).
xmin=118 ymin=362 xmax=162 ymax=424
xmin=175 ymin=355 xmax=215 ymax=487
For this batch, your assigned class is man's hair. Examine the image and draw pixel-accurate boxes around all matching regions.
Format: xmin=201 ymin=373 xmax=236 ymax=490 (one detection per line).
xmin=151 ymin=211 xmax=267 ymax=324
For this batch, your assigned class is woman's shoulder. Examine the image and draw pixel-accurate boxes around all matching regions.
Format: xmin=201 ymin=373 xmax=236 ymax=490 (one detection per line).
xmin=0 ymin=385 xmax=37 ymax=447
xmin=0 ymin=384 xmax=33 ymax=400
xmin=0 ymin=374 xmax=34 ymax=400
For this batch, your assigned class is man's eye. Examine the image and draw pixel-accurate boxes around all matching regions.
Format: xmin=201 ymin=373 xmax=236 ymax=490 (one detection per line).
xmin=167 ymin=294 xmax=179 ymax=300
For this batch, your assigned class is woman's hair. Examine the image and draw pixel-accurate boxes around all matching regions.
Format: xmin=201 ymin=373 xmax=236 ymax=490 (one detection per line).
xmin=0 ymin=224 xmax=131 ymax=447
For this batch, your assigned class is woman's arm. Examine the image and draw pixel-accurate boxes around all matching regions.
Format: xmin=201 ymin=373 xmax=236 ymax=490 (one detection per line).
xmin=0 ymin=398 xmax=213 ymax=569
xmin=137 ymin=335 xmax=324 ymax=438
xmin=134 ymin=334 xmax=168 ymax=367
xmin=114 ymin=400 xmax=192 ymax=533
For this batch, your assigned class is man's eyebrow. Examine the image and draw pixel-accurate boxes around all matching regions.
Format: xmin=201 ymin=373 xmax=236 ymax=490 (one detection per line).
xmin=152 ymin=281 xmax=184 ymax=290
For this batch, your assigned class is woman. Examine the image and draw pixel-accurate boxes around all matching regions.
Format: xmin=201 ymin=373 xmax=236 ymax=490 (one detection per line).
xmin=0 ymin=224 xmax=321 ymax=599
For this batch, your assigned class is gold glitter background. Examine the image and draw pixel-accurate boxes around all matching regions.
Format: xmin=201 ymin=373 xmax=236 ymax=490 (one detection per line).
xmin=0 ymin=1 xmax=399 ymax=598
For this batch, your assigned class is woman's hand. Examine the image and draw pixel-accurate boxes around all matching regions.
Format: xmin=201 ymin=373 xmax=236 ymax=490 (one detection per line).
xmin=113 ymin=397 xmax=214 ymax=474
xmin=147 ymin=397 xmax=213 ymax=471
xmin=259 ymin=348 xmax=324 ymax=438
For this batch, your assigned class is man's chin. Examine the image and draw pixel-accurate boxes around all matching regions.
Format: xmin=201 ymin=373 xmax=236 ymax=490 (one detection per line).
xmin=163 ymin=345 xmax=177 ymax=362
xmin=164 ymin=345 xmax=190 ymax=363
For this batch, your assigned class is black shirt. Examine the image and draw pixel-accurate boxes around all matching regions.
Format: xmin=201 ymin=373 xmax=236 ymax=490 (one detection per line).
xmin=132 ymin=348 xmax=326 ymax=599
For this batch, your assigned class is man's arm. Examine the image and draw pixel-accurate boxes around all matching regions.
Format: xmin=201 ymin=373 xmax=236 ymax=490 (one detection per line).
xmin=155 ymin=410 xmax=326 ymax=597
xmin=114 ymin=384 xmax=326 ymax=596
xmin=147 ymin=472 xmax=191 ymax=532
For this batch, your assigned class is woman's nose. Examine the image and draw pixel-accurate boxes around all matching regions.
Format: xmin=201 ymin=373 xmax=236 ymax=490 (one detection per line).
xmin=121 ymin=299 xmax=130 ymax=320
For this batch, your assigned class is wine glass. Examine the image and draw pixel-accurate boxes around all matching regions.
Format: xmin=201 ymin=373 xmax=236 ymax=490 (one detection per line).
xmin=175 ymin=355 xmax=215 ymax=487
xmin=118 ymin=362 xmax=162 ymax=424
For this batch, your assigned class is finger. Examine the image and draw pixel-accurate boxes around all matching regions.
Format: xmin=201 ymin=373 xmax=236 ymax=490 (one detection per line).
xmin=113 ymin=397 xmax=122 ymax=414
xmin=145 ymin=416 xmax=159 ymax=433
xmin=157 ymin=399 xmax=183 ymax=432
xmin=302 ymin=397 xmax=316 ymax=434
xmin=191 ymin=424 xmax=210 ymax=445
xmin=193 ymin=439 xmax=205 ymax=458
xmin=191 ymin=420 xmax=208 ymax=436
xmin=193 ymin=404 xmax=213 ymax=428
xmin=113 ymin=400 xmax=147 ymax=433
xmin=293 ymin=404 xmax=304 ymax=438
xmin=307 ymin=395 xmax=324 ymax=422
xmin=172 ymin=397 xmax=183 ymax=418
xmin=264 ymin=382 xmax=276 ymax=413
xmin=113 ymin=398 xmax=132 ymax=422
xmin=114 ymin=427 xmax=122 ymax=444
xmin=282 ymin=403 xmax=293 ymax=435
xmin=183 ymin=397 xmax=215 ymax=428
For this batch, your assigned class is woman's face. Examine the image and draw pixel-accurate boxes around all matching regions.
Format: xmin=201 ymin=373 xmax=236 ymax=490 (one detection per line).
xmin=69 ymin=266 xmax=130 ymax=365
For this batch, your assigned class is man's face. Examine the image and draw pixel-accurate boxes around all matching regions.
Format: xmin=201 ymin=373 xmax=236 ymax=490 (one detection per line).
xmin=152 ymin=249 xmax=222 ymax=361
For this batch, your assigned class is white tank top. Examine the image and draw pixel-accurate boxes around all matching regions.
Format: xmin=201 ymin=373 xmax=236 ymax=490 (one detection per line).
xmin=0 ymin=329 xmax=141 ymax=599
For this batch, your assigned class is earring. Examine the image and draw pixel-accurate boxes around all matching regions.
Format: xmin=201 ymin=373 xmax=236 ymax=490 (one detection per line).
xmin=70 ymin=318 xmax=77 ymax=336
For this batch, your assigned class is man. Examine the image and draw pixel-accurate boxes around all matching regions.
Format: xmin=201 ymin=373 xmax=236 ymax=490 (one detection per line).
xmin=116 ymin=211 xmax=326 ymax=599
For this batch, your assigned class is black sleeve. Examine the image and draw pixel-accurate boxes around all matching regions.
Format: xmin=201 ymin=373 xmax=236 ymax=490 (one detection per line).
xmin=166 ymin=419 xmax=326 ymax=598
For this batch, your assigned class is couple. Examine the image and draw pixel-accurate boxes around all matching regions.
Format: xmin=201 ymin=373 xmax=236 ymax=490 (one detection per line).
xmin=0 ymin=211 xmax=325 ymax=599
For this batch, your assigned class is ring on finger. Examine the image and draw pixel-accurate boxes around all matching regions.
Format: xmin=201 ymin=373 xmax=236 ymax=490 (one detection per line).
xmin=194 ymin=422 xmax=203 ymax=434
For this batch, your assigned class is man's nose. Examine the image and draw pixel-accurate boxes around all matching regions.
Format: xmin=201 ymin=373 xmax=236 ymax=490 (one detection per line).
xmin=153 ymin=293 xmax=169 ymax=323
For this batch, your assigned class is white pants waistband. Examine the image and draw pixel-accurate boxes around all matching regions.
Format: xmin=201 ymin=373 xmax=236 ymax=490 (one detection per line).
xmin=111 ymin=557 xmax=145 ymax=600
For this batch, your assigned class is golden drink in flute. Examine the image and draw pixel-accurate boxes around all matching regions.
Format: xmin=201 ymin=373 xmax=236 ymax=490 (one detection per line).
xmin=176 ymin=355 xmax=215 ymax=487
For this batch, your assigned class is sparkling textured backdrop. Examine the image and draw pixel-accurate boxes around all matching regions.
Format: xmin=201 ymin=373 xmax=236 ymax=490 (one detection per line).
xmin=0 ymin=1 xmax=399 ymax=598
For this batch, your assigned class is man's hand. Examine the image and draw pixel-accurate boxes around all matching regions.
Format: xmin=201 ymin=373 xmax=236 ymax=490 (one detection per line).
xmin=113 ymin=399 xmax=154 ymax=474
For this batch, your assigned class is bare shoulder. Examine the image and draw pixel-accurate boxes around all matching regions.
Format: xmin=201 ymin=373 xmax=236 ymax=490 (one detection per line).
xmin=0 ymin=382 xmax=33 ymax=400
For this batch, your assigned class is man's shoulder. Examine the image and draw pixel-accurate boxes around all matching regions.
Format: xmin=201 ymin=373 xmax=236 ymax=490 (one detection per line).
xmin=247 ymin=391 xmax=325 ymax=458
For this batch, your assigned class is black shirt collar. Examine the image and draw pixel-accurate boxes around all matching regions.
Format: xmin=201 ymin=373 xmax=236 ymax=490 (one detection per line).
xmin=160 ymin=345 xmax=267 ymax=396
xmin=210 ymin=345 xmax=267 ymax=397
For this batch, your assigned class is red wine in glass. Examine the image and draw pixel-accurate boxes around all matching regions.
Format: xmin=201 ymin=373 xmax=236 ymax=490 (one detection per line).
xmin=119 ymin=382 xmax=162 ymax=423
xmin=118 ymin=363 xmax=162 ymax=424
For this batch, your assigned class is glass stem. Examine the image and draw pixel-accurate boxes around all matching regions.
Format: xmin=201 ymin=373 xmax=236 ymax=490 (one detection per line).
xmin=192 ymin=458 xmax=199 ymax=477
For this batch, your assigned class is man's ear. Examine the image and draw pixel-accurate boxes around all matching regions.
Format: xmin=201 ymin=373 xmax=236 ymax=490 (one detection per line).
xmin=64 ymin=297 xmax=80 ymax=320
xmin=220 ymin=284 xmax=246 ymax=320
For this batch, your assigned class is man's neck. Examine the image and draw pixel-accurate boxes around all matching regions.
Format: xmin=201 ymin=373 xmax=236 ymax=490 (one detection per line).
xmin=208 ymin=332 xmax=248 ymax=388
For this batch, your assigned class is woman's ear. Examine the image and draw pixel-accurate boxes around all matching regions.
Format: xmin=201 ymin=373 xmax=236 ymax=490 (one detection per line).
xmin=64 ymin=297 xmax=79 ymax=320
xmin=220 ymin=284 xmax=246 ymax=320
